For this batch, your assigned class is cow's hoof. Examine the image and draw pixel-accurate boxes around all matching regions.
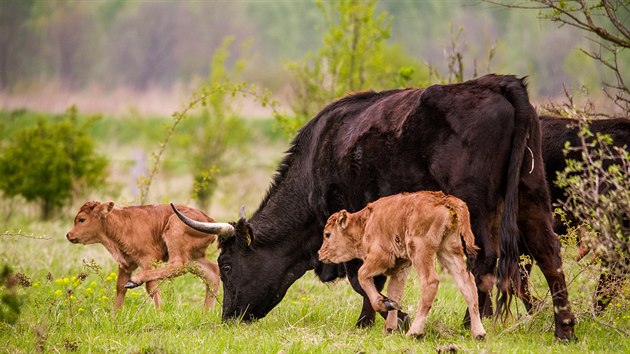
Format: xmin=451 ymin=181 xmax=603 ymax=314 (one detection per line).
xmin=398 ymin=313 xmax=411 ymax=332
xmin=355 ymin=315 xmax=375 ymax=328
xmin=382 ymin=298 xmax=401 ymax=311
xmin=124 ymin=281 xmax=140 ymax=289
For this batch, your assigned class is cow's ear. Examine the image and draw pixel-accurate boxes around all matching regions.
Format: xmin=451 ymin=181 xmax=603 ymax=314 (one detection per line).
xmin=99 ymin=201 xmax=115 ymax=217
xmin=338 ymin=210 xmax=349 ymax=229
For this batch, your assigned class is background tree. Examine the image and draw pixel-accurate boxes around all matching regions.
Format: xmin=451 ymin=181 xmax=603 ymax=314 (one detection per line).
xmin=0 ymin=107 xmax=108 ymax=219
xmin=490 ymin=0 xmax=629 ymax=116
xmin=281 ymin=0 xmax=428 ymax=136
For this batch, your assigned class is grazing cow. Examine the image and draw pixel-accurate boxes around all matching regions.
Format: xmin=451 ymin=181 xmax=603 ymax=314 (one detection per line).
xmin=318 ymin=191 xmax=486 ymax=339
xmin=537 ymin=115 xmax=630 ymax=312
xmin=173 ymin=74 xmax=576 ymax=340
xmin=66 ymin=201 xmax=220 ymax=309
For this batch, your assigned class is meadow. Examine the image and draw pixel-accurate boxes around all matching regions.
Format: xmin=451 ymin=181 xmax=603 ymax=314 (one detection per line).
xmin=0 ymin=111 xmax=628 ymax=353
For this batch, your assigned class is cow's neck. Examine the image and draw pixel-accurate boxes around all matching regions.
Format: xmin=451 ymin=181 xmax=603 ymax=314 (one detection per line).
xmin=250 ymin=172 xmax=321 ymax=257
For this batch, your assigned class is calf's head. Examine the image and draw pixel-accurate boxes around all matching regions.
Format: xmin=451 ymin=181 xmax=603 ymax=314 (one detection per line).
xmin=318 ymin=210 xmax=362 ymax=264
xmin=66 ymin=201 xmax=114 ymax=244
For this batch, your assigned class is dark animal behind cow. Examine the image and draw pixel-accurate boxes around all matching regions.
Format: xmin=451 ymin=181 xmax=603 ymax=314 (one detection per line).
xmin=540 ymin=115 xmax=630 ymax=312
xmin=174 ymin=74 xmax=576 ymax=340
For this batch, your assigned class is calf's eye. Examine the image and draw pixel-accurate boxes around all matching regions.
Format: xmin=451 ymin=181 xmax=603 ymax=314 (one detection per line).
xmin=222 ymin=265 xmax=232 ymax=273
xmin=324 ymin=232 xmax=331 ymax=239
xmin=78 ymin=218 xmax=86 ymax=223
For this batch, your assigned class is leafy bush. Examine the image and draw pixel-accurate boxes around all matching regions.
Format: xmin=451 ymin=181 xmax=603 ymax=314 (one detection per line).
xmin=555 ymin=118 xmax=629 ymax=309
xmin=0 ymin=106 xmax=108 ymax=219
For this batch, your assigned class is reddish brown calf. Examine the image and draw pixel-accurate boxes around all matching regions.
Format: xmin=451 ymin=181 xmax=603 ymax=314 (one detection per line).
xmin=66 ymin=201 xmax=220 ymax=309
xmin=318 ymin=191 xmax=486 ymax=339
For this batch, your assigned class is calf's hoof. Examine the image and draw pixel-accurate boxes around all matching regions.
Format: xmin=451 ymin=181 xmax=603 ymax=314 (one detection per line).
xmin=406 ymin=331 xmax=425 ymax=340
xmin=382 ymin=298 xmax=401 ymax=311
xmin=124 ymin=281 xmax=140 ymax=289
xmin=474 ymin=333 xmax=486 ymax=341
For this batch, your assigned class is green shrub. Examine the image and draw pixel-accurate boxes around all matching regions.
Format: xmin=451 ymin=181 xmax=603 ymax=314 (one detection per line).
xmin=0 ymin=106 xmax=108 ymax=219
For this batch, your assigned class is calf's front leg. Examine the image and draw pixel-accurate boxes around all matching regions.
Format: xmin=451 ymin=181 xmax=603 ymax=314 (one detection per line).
xmin=358 ymin=256 xmax=399 ymax=313
xmin=384 ymin=267 xmax=409 ymax=333
xmin=115 ymin=267 xmax=132 ymax=309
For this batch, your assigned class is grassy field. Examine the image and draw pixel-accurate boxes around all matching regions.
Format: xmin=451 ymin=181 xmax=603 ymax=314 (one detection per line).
xmin=1 ymin=110 xmax=628 ymax=353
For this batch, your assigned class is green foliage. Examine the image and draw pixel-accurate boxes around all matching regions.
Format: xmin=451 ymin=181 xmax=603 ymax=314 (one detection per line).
xmin=0 ymin=106 xmax=108 ymax=219
xmin=282 ymin=0 xmax=429 ymax=137
xmin=186 ymin=37 xmax=249 ymax=210
xmin=555 ymin=119 xmax=630 ymax=277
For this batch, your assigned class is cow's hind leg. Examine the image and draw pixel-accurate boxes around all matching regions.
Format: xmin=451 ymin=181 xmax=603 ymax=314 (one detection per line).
xmin=438 ymin=244 xmax=486 ymax=340
xmin=519 ymin=207 xmax=576 ymax=340
xmin=407 ymin=250 xmax=440 ymax=338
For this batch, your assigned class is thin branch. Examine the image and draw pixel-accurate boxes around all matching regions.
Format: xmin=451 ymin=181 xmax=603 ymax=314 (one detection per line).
xmin=1 ymin=232 xmax=50 ymax=240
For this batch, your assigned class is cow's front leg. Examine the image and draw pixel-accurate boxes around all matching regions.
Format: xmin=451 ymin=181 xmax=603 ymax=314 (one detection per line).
xmin=115 ymin=266 xmax=133 ymax=309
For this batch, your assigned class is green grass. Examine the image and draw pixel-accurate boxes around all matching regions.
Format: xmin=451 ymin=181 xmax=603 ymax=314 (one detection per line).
xmin=1 ymin=220 xmax=628 ymax=353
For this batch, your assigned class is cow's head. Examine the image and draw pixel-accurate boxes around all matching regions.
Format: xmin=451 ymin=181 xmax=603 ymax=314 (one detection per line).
xmin=66 ymin=201 xmax=114 ymax=244
xmin=318 ymin=210 xmax=361 ymax=264
xmin=171 ymin=204 xmax=309 ymax=322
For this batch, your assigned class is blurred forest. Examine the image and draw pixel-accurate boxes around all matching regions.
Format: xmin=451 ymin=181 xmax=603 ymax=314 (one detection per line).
xmin=1 ymin=0 xmax=626 ymax=115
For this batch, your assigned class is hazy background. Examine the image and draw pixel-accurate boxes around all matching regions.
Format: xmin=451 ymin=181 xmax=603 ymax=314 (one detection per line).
xmin=1 ymin=0 xmax=619 ymax=116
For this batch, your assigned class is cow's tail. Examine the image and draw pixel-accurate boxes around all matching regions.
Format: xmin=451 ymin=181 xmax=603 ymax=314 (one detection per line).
xmin=495 ymin=76 xmax=535 ymax=321
xmin=446 ymin=196 xmax=478 ymax=270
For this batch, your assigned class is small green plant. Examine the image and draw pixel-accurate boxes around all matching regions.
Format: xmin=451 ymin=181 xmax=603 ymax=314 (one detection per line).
xmin=0 ymin=106 xmax=108 ymax=219
xmin=187 ymin=37 xmax=249 ymax=210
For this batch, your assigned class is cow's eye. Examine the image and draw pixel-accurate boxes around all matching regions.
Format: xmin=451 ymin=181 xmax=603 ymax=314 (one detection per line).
xmin=324 ymin=232 xmax=331 ymax=239
xmin=78 ymin=218 xmax=86 ymax=223
xmin=221 ymin=265 xmax=232 ymax=273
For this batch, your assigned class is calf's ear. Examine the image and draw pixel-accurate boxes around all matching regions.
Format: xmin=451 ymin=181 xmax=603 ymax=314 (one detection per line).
xmin=98 ymin=201 xmax=115 ymax=217
xmin=338 ymin=210 xmax=349 ymax=229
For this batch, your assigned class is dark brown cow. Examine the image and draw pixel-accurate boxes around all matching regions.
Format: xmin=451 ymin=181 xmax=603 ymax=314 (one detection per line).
xmin=174 ymin=75 xmax=576 ymax=341
xmin=66 ymin=201 xmax=222 ymax=309
xmin=318 ymin=191 xmax=486 ymax=339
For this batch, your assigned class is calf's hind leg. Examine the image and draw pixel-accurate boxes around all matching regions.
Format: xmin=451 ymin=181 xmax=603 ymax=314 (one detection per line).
xmin=437 ymin=244 xmax=486 ymax=339
xmin=407 ymin=249 xmax=440 ymax=338
xmin=192 ymin=257 xmax=220 ymax=308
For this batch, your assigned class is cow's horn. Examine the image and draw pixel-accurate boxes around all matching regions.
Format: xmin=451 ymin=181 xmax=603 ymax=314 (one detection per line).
xmin=170 ymin=203 xmax=235 ymax=236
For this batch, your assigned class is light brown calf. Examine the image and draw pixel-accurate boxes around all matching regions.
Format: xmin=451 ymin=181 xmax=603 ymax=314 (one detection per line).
xmin=318 ymin=191 xmax=486 ymax=339
xmin=66 ymin=201 xmax=220 ymax=309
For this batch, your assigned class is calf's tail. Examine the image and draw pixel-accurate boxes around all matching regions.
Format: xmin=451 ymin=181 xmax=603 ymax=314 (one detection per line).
xmin=446 ymin=196 xmax=478 ymax=267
